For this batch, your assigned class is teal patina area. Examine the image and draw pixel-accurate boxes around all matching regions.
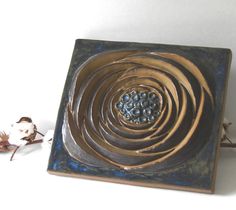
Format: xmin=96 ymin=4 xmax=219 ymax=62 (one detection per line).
xmin=116 ymin=90 xmax=161 ymax=124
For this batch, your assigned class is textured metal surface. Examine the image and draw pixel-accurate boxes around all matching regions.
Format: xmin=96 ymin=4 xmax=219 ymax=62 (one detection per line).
xmin=48 ymin=39 xmax=231 ymax=193
xmin=63 ymin=50 xmax=215 ymax=171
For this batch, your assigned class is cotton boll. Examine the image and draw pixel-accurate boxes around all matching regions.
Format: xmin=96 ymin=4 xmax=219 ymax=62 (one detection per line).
xmin=8 ymin=121 xmax=35 ymax=145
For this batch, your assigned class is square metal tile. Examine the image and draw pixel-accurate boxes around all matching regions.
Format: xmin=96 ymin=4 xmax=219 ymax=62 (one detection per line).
xmin=48 ymin=39 xmax=232 ymax=193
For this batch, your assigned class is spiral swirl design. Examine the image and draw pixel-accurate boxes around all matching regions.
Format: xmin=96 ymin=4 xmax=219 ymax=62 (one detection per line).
xmin=63 ymin=50 xmax=214 ymax=171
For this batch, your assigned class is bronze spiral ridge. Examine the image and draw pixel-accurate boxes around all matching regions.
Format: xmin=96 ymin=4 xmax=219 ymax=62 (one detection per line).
xmin=62 ymin=50 xmax=214 ymax=171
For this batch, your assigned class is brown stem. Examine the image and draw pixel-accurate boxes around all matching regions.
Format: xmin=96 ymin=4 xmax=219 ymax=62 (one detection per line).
xmin=36 ymin=131 xmax=44 ymax=137
xmin=220 ymin=142 xmax=236 ymax=148
xmin=10 ymin=146 xmax=20 ymax=161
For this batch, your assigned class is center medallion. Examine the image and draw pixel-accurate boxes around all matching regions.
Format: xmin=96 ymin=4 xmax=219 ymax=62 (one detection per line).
xmin=115 ymin=90 xmax=161 ymax=124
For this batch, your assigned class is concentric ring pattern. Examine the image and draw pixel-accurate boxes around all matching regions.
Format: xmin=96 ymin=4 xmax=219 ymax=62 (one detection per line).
xmin=62 ymin=50 xmax=214 ymax=171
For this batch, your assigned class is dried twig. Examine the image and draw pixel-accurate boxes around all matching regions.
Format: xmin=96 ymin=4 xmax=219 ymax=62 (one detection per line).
xmin=10 ymin=146 xmax=20 ymax=161
xmin=220 ymin=121 xmax=236 ymax=148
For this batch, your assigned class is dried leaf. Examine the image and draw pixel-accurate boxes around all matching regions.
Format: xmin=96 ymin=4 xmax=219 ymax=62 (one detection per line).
xmin=0 ymin=131 xmax=11 ymax=152
xmin=0 ymin=131 xmax=9 ymax=142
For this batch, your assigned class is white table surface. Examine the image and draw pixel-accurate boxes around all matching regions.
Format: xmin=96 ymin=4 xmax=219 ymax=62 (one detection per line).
xmin=0 ymin=1 xmax=236 ymax=209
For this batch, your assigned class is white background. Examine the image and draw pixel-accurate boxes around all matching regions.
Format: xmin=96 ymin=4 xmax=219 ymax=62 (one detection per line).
xmin=0 ymin=0 xmax=236 ymax=209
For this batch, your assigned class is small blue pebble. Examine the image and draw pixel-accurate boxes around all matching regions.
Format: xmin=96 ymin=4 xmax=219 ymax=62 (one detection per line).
xmin=140 ymin=116 xmax=147 ymax=123
xmin=140 ymin=92 xmax=147 ymax=99
xmin=132 ymin=108 xmax=141 ymax=116
xmin=144 ymin=108 xmax=152 ymax=116
xmin=123 ymin=94 xmax=130 ymax=102
xmin=116 ymin=102 xmax=123 ymax=109
xmin=133 ymin=94 xmax=139 ymax=101
xmin=148 ymin=115 xmax=155 ymax=121
xmin=141 ymin=100 xmax=149 ymax=108
xmin=127 ymin=102 xmax=134 ymax=109
xmin=134 ymin=102 xmax=141 ymax=108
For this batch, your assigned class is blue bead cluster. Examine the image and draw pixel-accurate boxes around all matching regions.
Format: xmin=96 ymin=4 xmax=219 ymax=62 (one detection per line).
xmin=116 ymin=90 xmax=160 ymax=124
